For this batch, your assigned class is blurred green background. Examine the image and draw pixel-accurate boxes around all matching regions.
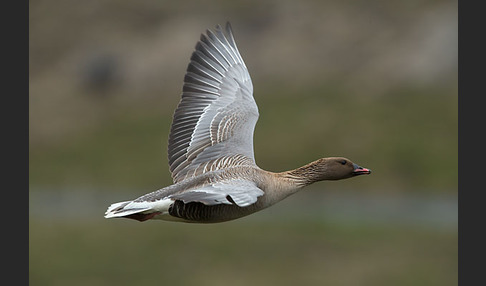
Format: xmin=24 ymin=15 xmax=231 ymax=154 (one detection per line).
xmin=30 ymin=0 xmax=457 ymax=285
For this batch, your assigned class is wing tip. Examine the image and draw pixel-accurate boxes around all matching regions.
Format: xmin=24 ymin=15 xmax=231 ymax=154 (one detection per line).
xmin=225 ymin=21 xmax=233 ymax=34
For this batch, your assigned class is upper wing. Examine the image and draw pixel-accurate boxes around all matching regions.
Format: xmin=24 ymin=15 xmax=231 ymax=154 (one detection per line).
xmin=168 ymin=23 xmax=259 ymax=183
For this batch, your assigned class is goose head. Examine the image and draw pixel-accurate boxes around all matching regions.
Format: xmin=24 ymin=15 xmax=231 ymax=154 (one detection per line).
xmin=287 ymin=157 xmax=371 ymax=184
xmin=320 ymin=157 xmax=372 ymax=180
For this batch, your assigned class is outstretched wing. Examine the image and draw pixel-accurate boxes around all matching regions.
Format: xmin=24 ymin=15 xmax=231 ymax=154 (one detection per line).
xmin=168 ymin=22 xmax=259 ymax=183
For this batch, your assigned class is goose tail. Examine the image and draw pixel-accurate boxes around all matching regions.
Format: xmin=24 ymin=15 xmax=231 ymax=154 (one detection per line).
xmin=104 ymin=199 xmax=169 ymax=222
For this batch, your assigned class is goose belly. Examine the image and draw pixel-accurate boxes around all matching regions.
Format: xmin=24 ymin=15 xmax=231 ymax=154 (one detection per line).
xmin=152 ymin=200 xmax=261 ymax=223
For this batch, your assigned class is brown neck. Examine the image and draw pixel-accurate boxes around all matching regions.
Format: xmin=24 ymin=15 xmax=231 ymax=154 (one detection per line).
xmin=279 ymin=160 xmax=326 ymax=187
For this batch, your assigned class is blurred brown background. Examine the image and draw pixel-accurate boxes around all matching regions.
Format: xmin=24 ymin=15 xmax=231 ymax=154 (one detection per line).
xmin=30 ymin=0 xmax=457 ymax=285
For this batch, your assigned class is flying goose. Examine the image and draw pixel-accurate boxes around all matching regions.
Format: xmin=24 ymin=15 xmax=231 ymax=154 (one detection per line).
xmin=104 ymin=22 xmax=371 ymax=223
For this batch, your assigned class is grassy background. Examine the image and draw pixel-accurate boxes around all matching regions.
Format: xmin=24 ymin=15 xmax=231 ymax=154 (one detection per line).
xmin=30 ymin=0 xmax=457 ymax=285
xmin=30 ymin=218 xmax=457 ymax=286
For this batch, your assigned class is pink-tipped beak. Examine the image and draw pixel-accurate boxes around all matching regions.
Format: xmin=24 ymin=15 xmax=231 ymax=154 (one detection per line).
xmin=352 ymin=164 xmax=371 ymax=176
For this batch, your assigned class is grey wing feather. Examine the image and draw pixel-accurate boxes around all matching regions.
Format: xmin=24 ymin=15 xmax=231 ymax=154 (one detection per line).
xmin=168 ymin=22 xmax=259 ymax=183
xmin=169 ymin=180 xmax=264 ymax=207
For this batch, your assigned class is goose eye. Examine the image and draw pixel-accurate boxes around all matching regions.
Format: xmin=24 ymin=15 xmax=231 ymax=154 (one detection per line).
xmin=340 ymin=160 xmax=347 ymax=165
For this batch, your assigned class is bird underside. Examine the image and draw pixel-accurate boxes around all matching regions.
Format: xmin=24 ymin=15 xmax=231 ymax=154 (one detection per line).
xmin=116 ymin=199 xmax=261 ymax=223
xmin=104 ymin=167 xmax=267 ymax=223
